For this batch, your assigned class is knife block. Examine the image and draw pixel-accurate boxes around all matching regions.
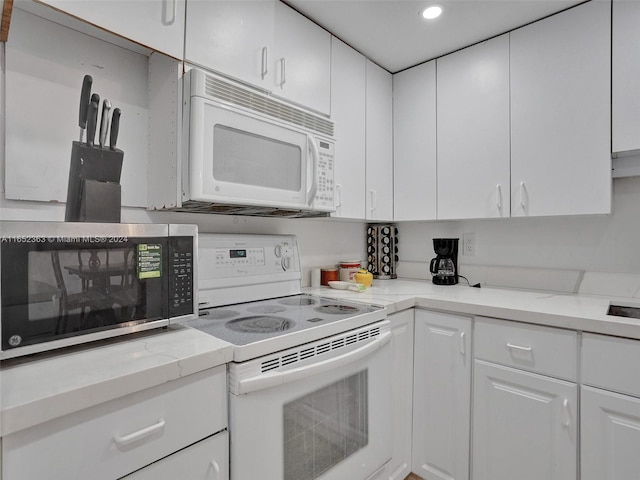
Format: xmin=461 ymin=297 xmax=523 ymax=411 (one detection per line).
xmin=64 ymin=141 xmax=124 ymax=223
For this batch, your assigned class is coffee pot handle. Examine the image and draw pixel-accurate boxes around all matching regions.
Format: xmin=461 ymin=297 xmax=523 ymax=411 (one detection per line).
xmin=429 ymin=258 xmax=438 ymax=274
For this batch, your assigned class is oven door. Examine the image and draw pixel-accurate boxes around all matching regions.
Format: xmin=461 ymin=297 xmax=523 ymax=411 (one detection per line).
xmin=189 ymin=96 xmax=320 ymax=210
xmin=228 ymin=321 xmax=392 ymax=480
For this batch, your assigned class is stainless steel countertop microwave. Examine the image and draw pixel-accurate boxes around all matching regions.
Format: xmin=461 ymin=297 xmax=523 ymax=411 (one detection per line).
xmin=0 ymin=221 xmax=197 ymax=360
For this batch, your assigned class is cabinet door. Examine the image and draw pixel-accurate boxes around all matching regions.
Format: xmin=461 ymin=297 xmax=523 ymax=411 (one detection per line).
xmin=510 ymin=0 xmax=611 ymax=217
xmin=412 ymin=310 xmax=471 ymax=480
xmin=387 ymin=310 xmax=415 ymax=480
xmin=122 ymin=432 xmax=229 ymax=480
xmin=366 ymin=60 xmax=394 ymax=221
xmin=38 ymin=0 xmax=185 ymax=59
xmin=582 ymin=386 xmax=640 ymax=480
xmin=273 ymin=1 xmax=331 ymax=115
xmin=612 ymin=0 xmax=640 ymax=153
xmin=330 ymin=37 xmax=366 ymax=219
xmin=393 ymin=61 xmax=437 ymax=221
xmin=185 ymin=0 xmax=274 ymax=90
xmin=472 ymin=361 xmax=577 ymax=480
xmin=437 ymin=34 xmax=510 ymax=220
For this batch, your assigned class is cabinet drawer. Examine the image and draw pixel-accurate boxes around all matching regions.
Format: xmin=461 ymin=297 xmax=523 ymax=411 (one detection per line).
xmin=583 ymin=333 xmax=640 ymax=397
xmin=2 ymin=366 xmax=226 ymax=480
xmin=474 ymin=317 xmax=577 ymax=380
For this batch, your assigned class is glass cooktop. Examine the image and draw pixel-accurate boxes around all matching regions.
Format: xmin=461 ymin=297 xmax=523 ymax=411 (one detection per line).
xmin=184 ymin=294 xmax=382 ymax=346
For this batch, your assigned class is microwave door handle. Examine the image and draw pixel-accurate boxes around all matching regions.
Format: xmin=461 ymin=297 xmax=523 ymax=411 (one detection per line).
xmin=235 ymin=330 xmax=391 ymax=395
xmin=307 ymin=135 xmax=319 ymax=206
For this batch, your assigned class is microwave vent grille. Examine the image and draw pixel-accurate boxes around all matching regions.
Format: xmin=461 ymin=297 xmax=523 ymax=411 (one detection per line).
xmin=203 ymin=75 xmax=334 ymax=137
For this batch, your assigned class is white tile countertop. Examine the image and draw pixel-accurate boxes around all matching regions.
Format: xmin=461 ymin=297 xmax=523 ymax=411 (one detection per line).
xmin=304 ymin=278 xmax=640 ymax=340
xmin=0 ymin=325 xmax=233 ymax=436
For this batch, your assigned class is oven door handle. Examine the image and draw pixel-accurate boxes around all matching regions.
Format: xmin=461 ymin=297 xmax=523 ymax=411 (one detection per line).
xmin=235 ymin=330 xmax=391 ymax=395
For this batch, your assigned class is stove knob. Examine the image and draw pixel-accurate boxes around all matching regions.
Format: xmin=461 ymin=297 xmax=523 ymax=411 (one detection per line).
xmin=281 ymin=256 xmax=291 ymax=270
xmin=274 ymin=245 xmax=282 ymax=258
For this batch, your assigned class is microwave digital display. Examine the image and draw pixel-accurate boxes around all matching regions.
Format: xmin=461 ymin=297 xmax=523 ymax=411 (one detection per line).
xmin=230 ymin=249 xmax=247 ymax=259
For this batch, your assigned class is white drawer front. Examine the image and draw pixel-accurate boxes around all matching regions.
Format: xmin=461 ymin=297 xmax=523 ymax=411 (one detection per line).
xmin=474 ymin=317 xmax=578 ymax=380
xmin=583 ymin=333 xmax=640 ymax=397
xmin=2 ymin=366 xmax=227 ymax=480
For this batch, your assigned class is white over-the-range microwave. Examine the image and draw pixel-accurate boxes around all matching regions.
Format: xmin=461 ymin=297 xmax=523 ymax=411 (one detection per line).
xmin=179 ymin=68 xmax=336 ymax=217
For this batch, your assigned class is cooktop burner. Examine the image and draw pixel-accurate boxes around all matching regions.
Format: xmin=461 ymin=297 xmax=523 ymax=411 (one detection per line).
xmin=226 ymin=316 xmax=294 ymax=333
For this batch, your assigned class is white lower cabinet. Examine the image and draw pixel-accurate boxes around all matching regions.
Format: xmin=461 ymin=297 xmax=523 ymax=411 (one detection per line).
xmin=581 ymin=333 xmax=640 ymax=479
xmin=1 ymin=366 xmax=228 ymax=480
xmin=386 ymin=309 xmax=415 ymax=480
xmin=581 ymin=386 xmax=640 ymax=480
xmin=472 ymin=361 xmax=577 ymax=480
xmin=412 ymin=310 xmax=471 ymax=480
xmin=472 ymin=318 xmax=578 ymax=480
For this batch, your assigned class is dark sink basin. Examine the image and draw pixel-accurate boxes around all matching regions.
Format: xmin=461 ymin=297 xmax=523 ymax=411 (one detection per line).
xmin=608 ymin=304 xmax=640 ymax=319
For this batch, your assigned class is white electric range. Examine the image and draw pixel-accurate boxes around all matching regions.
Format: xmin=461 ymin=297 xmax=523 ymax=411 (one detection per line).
xmin=182 ymin=233 xmax=392 ymax=480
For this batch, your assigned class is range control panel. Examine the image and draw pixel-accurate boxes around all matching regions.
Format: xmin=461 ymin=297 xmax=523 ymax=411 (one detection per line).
xmin=199 ymin=234 xmax=300 ymax=279
xmin=214 ymin=247 xmax=266 ymax=267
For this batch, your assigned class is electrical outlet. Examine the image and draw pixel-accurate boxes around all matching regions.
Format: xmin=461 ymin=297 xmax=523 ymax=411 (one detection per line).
xmin=463 ymin=232 xmax=476 ymax=256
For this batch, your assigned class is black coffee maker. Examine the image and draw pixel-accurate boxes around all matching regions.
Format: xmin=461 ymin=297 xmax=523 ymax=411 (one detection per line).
xmin=430 ymin=238 xmax=459 ymax=285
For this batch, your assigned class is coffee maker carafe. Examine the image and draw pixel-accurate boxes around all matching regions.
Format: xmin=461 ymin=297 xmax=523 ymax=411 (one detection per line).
xmin=430 ymin=238 xmax=459 ymax=285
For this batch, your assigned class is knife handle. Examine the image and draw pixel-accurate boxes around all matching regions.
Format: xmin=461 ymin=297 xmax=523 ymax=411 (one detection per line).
xmin=78 ymin=75 xmax=92 ymax=140
xmin=110 ymin=108 xmax=121 ymax=150
xmin=86 ymin=100 xmax=98 ymax=146
xmin=99 ymin=99 xmax=111 ymax=148
xmin=91 ymin=93 xmax=100 ymax=106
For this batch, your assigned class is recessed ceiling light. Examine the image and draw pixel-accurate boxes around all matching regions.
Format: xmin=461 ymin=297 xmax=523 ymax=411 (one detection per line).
xmin=421 ymin=4 xmax=444 ymax=20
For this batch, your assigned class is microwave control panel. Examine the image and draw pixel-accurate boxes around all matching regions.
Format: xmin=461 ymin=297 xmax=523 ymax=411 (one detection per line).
xmin=168 ymin=236 xmax=194 ymax=317
xmin=314 ymin=139 xmax=335 ymax=208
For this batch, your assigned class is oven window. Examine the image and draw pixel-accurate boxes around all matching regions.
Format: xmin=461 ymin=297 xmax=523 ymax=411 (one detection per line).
xmin=283 ymin=370 xmax=368 ymax=480
xmin=213 ymin=125 xmax=302 ymax=191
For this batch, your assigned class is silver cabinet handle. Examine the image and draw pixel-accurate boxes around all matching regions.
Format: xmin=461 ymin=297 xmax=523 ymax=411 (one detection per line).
xmin=261 ymin=46 xmax=268 ymax=80
xmin=370 ymin=190 xmax=377 ymax=214
xmin=460 ymin=331 xmax=466 ymax=356
xmin=210 ymin=459 xmax=221 ymax=479
xmin=562 ymin=398 xmax=571 ymax=428
xmin=519 ymin=181 xmax=527 ymax=210
xmin=506 ymin=342 xmax=532 ymax=352
xmin=496 ymin=183 xmax=502 ymax=210
xmin=164 ymin=0 xmax=177 ymax=25
xmin=335 ymin=184 xmax=343 ymax=208
xmin=279 ymin=58 xmax=286 ymax=88
xmin=114 ymin=418 xmax=165 ymax=447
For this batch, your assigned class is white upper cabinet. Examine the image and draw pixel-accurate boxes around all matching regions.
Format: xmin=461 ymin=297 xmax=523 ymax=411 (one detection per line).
xmin=393 ymin=60 xmax=437 ymax=221
xmin=366 ymin=60 xmax=394 ymax=221
xmin=330 ymin=37 xmax=366 ymax=219
xmin=612 ymin=0 xmax=640 ymax=153
xmin=185 ymin=0 xmax=274 ymax=91
xmin=510 ymin=0 xmax=611 ymax=217
xmin=36 ymin=0 xmax=186 ymax=59
xmin=184 ymin=0 xmax=331 ymax=115
xmin=272 ymin=1 xmax=331 ymax=115
xmin=437 ymin=34 xmax=510 ymax=220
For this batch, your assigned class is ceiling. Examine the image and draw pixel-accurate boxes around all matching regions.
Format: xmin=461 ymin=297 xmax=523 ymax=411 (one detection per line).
xmin=285 ymin=0 xmax=585 ymax=73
